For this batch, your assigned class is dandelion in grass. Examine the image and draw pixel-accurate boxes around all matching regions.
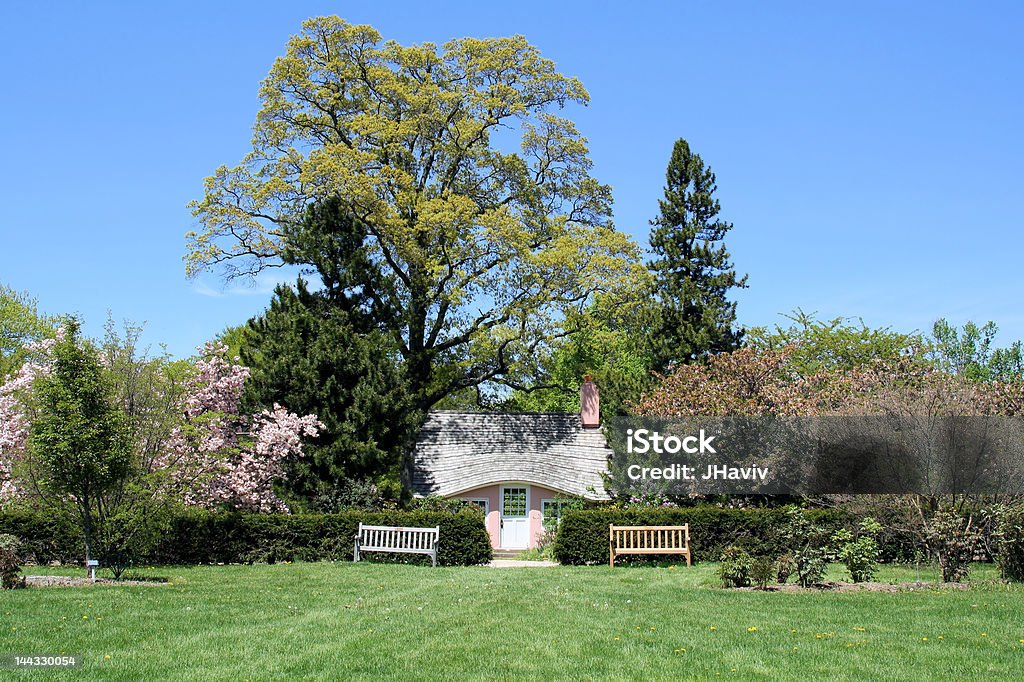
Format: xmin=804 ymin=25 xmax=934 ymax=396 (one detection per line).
xmin=747 ymin=627 xmax=758 ymax=632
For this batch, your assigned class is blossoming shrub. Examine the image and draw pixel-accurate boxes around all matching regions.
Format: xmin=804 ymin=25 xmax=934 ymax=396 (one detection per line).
xmin=926 ymin=510 xmax=981 ymax=583
xmin=553 ymin=506 xmax=848 ymax=565
xmin=0 ymin=533 xmax=24 ymax=589
xmin=994 ymin=505 xmax=1024 ymax=582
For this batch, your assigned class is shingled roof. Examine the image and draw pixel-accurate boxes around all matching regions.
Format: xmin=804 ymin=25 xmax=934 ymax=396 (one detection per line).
xmin=411 ymin=411 xmax=612 ymax=500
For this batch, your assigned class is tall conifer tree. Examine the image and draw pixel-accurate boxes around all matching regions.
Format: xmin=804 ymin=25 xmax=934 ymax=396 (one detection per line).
xmin=648 ymin=139 xmax=747 ymax=372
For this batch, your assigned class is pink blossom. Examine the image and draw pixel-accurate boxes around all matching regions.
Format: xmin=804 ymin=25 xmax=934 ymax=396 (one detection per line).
xmin=1 ymin=338 xmax=322 ymax=513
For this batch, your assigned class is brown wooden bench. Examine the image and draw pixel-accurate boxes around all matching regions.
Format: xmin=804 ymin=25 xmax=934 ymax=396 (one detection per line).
xmin=609 ymin=524 xmax=691 ymax=567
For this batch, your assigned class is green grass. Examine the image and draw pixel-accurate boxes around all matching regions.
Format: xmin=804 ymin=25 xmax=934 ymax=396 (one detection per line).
xmin=3 ymin=562 xmax=1024 ymax=680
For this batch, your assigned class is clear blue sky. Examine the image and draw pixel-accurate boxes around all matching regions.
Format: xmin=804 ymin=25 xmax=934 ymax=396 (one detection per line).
xmin=1 ymin=1 xmax=1021 ymax=358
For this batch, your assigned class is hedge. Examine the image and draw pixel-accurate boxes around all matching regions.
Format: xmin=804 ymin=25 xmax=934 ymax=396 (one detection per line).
xmin=0 ymin=508 xmax=492 ymax=567
xmin=553 ymin=507 xmax=850 ymax=565
xmin=995 ymin=506 xmax=1024 ymax=582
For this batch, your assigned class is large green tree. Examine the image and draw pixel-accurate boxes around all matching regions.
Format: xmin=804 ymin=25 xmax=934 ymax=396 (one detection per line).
xmin=186 ymin=17 xmax=645 ymax=412
xmin=506 ymin=305 xmax=652 ymax=417
xmin=647 ymin=138 xmax=746 ymax=373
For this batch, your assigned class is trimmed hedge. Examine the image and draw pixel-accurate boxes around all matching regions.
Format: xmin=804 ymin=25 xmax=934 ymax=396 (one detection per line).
xmin=0 ymin=508 xmax=492 ymax=567
xmin=554 ymin=506 xmax=850 ymax=565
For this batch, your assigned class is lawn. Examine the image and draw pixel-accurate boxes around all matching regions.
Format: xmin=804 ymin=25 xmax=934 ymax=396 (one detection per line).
xmin=3 ymin=562 xmax=1024 ymax=680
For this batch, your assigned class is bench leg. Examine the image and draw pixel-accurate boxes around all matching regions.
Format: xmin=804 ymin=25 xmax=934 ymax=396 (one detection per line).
xmin=431 ymin=550 xmax=437 ymax=568
xmin=353 ymin=542 xmax=360 ymax=563
xmin=609 ymin=549 xmax=615 ymax=568
xmin=685 ymin=551 xmax=691 ymax=567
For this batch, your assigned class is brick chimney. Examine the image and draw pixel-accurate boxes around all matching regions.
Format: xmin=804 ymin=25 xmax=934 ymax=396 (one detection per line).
xmin=580 ymin=375 xmax=600 ymax=428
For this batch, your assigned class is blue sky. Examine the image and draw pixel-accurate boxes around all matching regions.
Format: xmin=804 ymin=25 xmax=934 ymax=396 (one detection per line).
xmin=1 ymin=1 xmax=1021 ymax=358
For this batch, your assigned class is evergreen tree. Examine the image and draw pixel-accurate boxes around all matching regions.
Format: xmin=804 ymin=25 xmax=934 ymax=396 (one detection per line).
xmin=241 ymin=198 xmax=415 ymax=505
xmin=648 ymin=139 xmax=747 ymax=373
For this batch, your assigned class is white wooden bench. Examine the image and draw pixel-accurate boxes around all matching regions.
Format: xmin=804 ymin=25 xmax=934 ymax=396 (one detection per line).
xmin=609 ymin=524 xmax=691 ymax=567
xmin=353 ymin=523 xmax=440 ymax=567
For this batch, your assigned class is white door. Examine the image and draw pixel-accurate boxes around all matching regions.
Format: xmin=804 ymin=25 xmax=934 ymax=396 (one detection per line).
xmin=500 ymin=486 xmax=529 ymax=549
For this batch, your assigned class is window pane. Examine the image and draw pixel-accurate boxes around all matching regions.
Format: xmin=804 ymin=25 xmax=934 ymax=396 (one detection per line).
xmin=503 ymin=488 xmax=527 ymax=516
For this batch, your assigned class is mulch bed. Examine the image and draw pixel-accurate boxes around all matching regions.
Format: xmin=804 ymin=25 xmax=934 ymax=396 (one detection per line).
xmin=736 ymin=580 xmax=970 ymax=593
xmin=23 ymin=575 xmax=167 ymax=588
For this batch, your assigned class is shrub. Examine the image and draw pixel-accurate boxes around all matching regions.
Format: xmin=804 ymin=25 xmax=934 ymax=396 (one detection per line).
xmin=833 ymin=517 xmax=882 ymax=583
xmin=775 ymin=553 xmax=794 ymax=584
xmin=0 ymin=545 xmax=24 ymax=589
xmin=553 ymin=506 xmax=848 ymax=565
xmin=0 ymin=533 xmax=21 ymax=552
xmin=926 ymin=510 xmax=980 ymax=583
xmin=993 ymin=504 xmax=1024 ymax=582
xmin=780 ymin=506 xmax=831 ymax=587
xmin=718 ymin=546 xmax=752 ymax=587
xmin=749 ymin=555 xmax=776 ymax=589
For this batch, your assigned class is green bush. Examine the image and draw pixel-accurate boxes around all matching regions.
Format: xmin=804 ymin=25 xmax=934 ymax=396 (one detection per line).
xmin=553 ymin=506 xmax=848 ymax=565
xmin=749 ymin=555 xmax=776 ymax=589
xmin=833 ymin=517 xmax=882 ymax=583
xmin=0 ymin=533 xmax=21 ymax=552
xmin=779 ymin=506 xmax=831 ymax=587
xmin=718 ymin=546 xmax=752 ymax=587
xmin=0 ymin=508 xmax=491 ymax=568
xmin=994 ymin=505 xmax=1024 ymax=582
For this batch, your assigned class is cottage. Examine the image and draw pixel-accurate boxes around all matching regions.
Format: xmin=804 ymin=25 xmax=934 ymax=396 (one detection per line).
xmin=411 ymin=379 xmax=612 ymax=550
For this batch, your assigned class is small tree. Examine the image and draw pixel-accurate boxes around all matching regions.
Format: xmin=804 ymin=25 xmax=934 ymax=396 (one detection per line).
xmin=781 ymin=506 xmax=831 ymax=588
xmin=27 ymin=320 xmax=132 ymax=567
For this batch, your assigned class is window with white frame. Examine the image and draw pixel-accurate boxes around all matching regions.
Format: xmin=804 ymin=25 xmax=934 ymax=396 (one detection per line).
xmin=541 ymin=499 xmax=567 ymax=531
xmin=464 ymin=498 xmax=488 ymax=515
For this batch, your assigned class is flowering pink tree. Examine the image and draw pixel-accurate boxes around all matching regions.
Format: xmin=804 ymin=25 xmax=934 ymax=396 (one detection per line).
xmin=0 ymin=338 xmax=322 ymax=513
xmin=0 ymin=338 xmax=56 ymax=504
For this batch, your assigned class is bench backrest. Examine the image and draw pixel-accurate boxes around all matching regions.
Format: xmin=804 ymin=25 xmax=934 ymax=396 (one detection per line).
xmin=357 ymin=523 xmax=440 ymax=551
xmin=610 ymin=525 xmax=689 ymax=551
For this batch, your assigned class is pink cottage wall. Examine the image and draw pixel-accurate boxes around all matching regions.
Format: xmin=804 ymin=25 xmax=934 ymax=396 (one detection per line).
xmin=456 ymin=483 xmax=563 ymax=550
